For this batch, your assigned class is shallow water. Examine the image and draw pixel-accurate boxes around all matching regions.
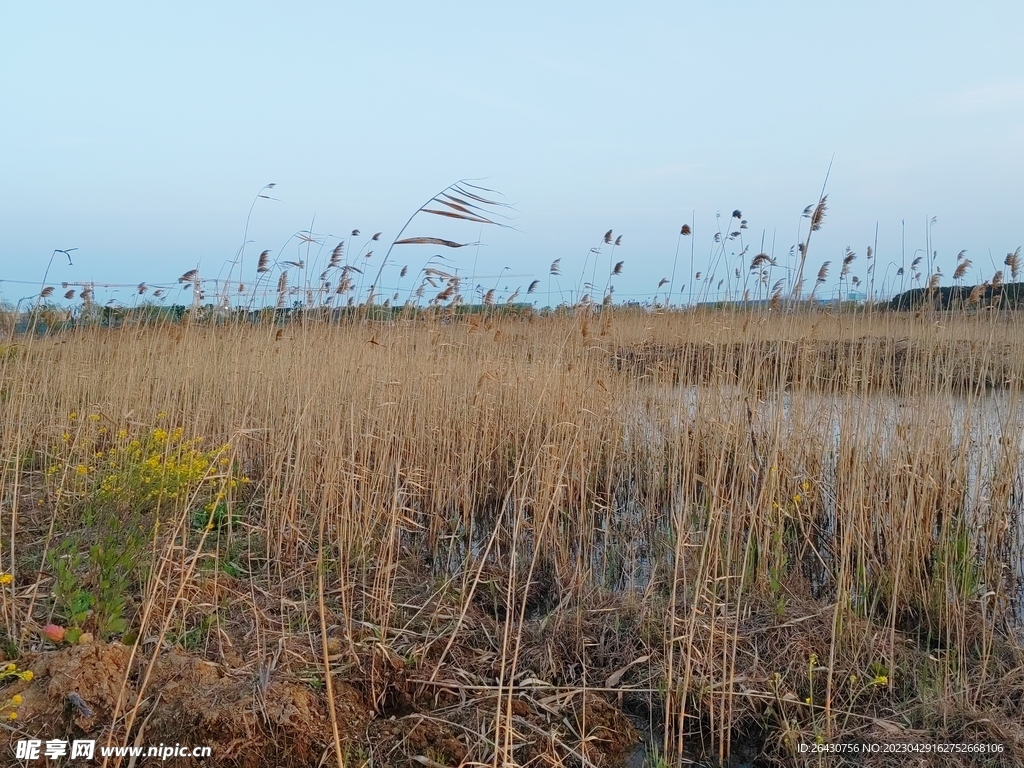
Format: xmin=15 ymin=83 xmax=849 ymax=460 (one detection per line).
xmin=619 ymin=385 xmax=1024 ymax=624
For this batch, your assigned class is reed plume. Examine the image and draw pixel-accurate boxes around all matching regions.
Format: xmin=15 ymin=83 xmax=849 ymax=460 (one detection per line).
xmin=1005 ymin=248 xmax=1021 ymax=281
xmin=841 ymin=248 xmax=856 ymax=279
xmin=329 ymin=243 xmax=344 ymax=268
xmin=276 ymin=272 xmax=289 ymax=308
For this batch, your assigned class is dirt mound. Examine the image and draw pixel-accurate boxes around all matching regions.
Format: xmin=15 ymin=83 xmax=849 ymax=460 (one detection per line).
xmin=2 ymin=643 xmax=373 ymax=767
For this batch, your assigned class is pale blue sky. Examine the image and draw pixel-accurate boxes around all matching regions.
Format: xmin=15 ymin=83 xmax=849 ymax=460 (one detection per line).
xmin=2 ymin=1 xmax=1023 ymax=305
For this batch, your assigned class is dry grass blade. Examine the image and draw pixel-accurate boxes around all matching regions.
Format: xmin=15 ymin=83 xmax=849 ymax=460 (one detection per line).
xmin=421 ymin=208 xmax=498 ymax=226
xmin=451 ymin=182 xmax=512 ymax=209
xmin=394 ymin=237 xmax=478 ymax=248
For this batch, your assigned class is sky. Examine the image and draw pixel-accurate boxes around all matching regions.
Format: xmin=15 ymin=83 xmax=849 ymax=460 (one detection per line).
xmin=2 ymin=1 xmax=1023 ymax=307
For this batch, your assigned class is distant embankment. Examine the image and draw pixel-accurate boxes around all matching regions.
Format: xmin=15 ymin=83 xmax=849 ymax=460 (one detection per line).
xmin=888 ymin=283 xmax=1024 ymax=310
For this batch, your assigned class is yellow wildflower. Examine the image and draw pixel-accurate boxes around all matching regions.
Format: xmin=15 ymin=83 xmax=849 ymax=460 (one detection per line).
xmin=0 ymin=573 xmax=12 ymax=585
xmin=68 ymin=412 xmax=77 ymax=420
xmin=20 ymin=670 xmax=33 ymax=681
xmin=11 ymin=695 xmax=22 ymax=706
xmin=75 ymin=464 xmax=88 ymax=476
xmin=872 ymin=675 xmax=888 ymax=686
xmin=793 ymin=493 xmax=802 ymax=504
xmin=802 ymin=480 xmax=810 ymax=491
xmin=88 ymin=413 xmax=101 ymax=422
xmin=7 ymin=711 xmax=16 ymax=720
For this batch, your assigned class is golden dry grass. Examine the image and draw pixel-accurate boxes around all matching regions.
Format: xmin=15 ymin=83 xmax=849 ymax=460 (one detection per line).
xmin=0 ymin=306 xmax=1023 ymax=766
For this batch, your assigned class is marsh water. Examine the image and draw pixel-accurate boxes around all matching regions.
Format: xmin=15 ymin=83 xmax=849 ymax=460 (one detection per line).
xmin=637 ymin=385 xmax=1024 ymax=620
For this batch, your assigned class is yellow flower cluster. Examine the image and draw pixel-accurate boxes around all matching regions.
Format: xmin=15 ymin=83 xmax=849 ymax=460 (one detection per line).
xmin=49 ymin=415 xmax=247 ymax=515
xmin=1 ymin=663 xmax=33 ymax=720
xmin=95 ymin=427 xmax=233 ymax=508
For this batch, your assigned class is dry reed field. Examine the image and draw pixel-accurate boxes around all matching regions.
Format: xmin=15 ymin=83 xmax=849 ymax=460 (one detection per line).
xmin=1 ymin=306 xmax=1023 ymax=767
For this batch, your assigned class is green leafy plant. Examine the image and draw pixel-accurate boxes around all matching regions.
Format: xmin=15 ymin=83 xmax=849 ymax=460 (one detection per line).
xmin=48 ymin=536 xmax=135 ymax=639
